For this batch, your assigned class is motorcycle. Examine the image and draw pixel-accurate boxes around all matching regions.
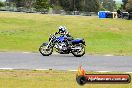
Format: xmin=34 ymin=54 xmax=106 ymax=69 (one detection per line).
xmin=39 ymin=33 xmax=86 ymax=57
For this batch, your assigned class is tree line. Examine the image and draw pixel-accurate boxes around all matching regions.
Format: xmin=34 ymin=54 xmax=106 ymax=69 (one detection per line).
xmin=0 ymin=0 xmax=131 ymax=12
xmin=11 ymin=0 xmax=116 ymax=12
xmin=122 ymin=0 xmax=132 ymax=12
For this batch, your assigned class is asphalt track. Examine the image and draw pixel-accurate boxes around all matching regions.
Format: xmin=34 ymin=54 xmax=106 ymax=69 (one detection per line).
xmin=0 ymin=52 xmax=132 ymax=72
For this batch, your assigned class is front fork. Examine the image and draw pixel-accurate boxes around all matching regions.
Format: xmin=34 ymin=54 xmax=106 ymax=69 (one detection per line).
xmin=46 ymin=40 xmax=52 ymax=49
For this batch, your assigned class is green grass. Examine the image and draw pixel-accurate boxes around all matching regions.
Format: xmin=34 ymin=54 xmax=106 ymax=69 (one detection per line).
xmin=0 ymin=70 xmax=131 ymax=88
xmin=0 ymin=12 xmax=132 ymax=55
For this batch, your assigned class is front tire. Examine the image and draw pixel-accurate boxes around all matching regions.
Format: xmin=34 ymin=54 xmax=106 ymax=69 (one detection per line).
xmin=71 ymin=44 xmax=85 ymax=57
xmin=39 ymin=43 xmax=53 ymax=56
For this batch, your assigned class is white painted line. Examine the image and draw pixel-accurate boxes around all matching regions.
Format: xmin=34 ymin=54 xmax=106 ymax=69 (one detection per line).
xmin=68 ymin=70 xmax=112 ymax=72
xmin=35 ymin=69 xmax=50 ymax=71
xmin=104 ymin=54 xmax=114 ymax=56
xmin=0 ymin=68 xmax=131 ymax=74
xmin=53 ymin=52 xmax=59 ymax=55
xmin=68 ymin=70 xmax=78 ymax=72
xmin=96 ymin=71 xmax=111 ymax=73
xmin=0 ymin=68 xmax=14 ymax=70
xmin=22 ymin=52 xmax=31 ymax=54
xmin=125 ymin=72 xmax=132 ymax=74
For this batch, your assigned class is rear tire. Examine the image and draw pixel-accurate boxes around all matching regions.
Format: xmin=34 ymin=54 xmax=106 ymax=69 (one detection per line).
xmin=39 ymin=44 xmax=53 ymax=56
xmin=71 ymin=44 xmax=85 ymax=57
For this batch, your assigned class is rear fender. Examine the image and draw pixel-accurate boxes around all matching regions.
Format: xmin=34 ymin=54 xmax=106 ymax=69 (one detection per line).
xmin=81 ymin=39 xmax=86 ymax=46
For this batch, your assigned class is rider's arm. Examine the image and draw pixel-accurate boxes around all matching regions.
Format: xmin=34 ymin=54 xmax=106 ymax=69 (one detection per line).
xmin=55 ymin=32 xmax=59 ymax=35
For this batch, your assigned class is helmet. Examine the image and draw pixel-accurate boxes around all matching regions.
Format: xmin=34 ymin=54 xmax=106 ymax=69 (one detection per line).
xmin=58 ymin=26 xmax=67 ymax=35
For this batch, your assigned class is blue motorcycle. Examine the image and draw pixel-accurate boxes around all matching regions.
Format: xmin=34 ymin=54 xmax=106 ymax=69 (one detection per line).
xmin=39 ymin=33 xmax=86 ymax=57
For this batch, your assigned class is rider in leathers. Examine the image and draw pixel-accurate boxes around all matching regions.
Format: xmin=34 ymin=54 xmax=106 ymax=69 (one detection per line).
xmin=55 ymin=26 xmax=73 ymax=48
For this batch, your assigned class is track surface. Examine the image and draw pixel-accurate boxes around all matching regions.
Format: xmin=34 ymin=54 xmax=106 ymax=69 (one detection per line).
xmin=0 ymin=52 xmax=132 ymax=72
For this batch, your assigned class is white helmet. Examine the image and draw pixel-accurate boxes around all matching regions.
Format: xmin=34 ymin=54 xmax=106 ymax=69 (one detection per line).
xmin=58 ymin=26 xmax=67 ymax=35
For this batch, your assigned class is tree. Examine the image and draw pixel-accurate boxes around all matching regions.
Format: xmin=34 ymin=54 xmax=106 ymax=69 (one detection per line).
xmin=59 ymin=0 xmax=83 ymax=11
xmin=59 ymin=0 xmax=100 ymax=12
xmin=125 ymin=0 xmax=132 ymax=12
xmin=102 ymin=0 xmax=116 ymax=11
xmin=0 ymin=1 xmax=4 ymax=8
xmin=82 ymin=0 xmax=100 ymax=12
xmin=35 ymin=0 xmax=50 ymax=12
xmin=59 ymin=0 xmax=73 ymax=11
xmin=122 ymin=0 xmax=128 ymax=10
xmin=24 ymin=0 xmax=35 ymax=9
xmin=6 ymin=0 xmax=35 ymax=8
xmin=14 ymin=0 xmax=24 ymax=7
xmin=49 ymin=0 xmax=62 ymax=11
xmin=74 ymin=0 xmax=83 ymax=11
xmin=49 ymin=0 xmax=59 ymax=7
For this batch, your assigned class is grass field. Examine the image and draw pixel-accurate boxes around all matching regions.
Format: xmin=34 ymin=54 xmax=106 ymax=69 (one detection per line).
xmin=0 ymin=12 xmax=132 ymax=55
xmin=0 ymin=70 xmax=131 ymax=88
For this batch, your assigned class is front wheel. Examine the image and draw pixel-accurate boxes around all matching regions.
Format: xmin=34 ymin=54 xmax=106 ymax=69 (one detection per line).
xmin=71 ymin=44 xmax=85 ymax=57
xmin=39 ymin=43 xmax=53 ymax=56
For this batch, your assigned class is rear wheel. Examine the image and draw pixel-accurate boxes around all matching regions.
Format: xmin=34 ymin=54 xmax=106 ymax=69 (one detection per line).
xmin=71 ymin=44 xmax=85 ymax=57
xmin=39 ymin=43 xmax=53 ymax=56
